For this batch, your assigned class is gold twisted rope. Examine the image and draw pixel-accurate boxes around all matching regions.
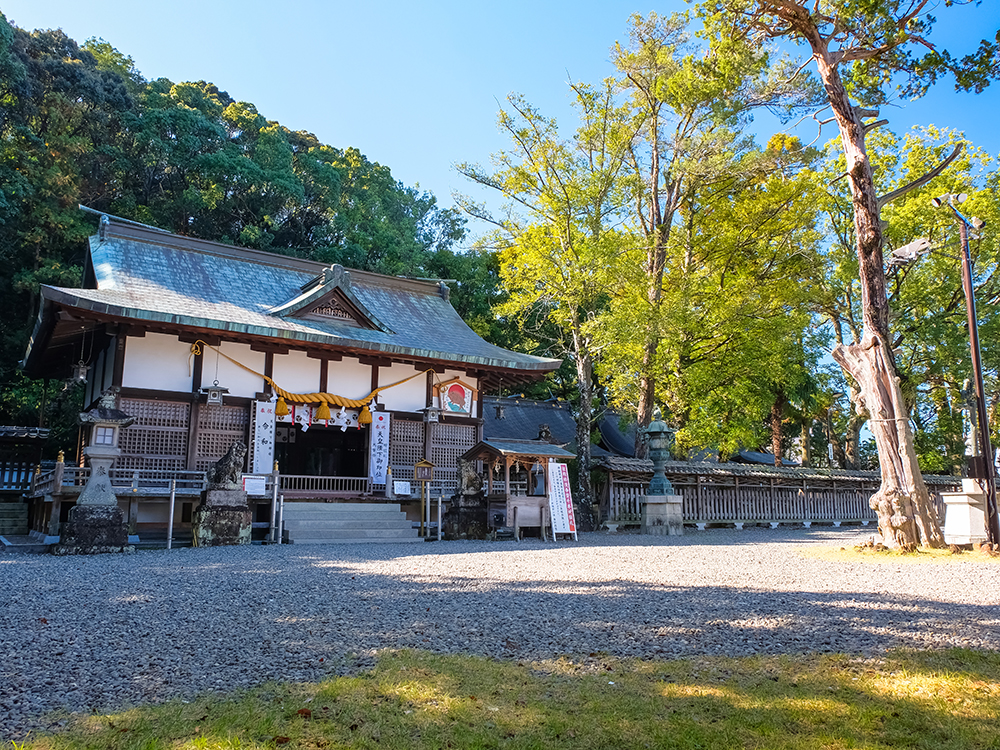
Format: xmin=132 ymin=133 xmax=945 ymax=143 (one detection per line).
xmin=190 ymin=340 xmax=433 ymax=407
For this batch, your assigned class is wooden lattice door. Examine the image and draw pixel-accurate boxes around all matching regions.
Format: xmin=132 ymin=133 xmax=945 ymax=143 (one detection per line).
xmin=193 ymin=403 xmax=250 ymax=472
xmin=118 ymin=398 xmax=190 ymax=472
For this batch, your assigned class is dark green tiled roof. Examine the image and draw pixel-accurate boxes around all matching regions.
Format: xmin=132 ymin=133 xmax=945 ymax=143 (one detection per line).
xmin=31 ymin=222 xmax=560 ymax=373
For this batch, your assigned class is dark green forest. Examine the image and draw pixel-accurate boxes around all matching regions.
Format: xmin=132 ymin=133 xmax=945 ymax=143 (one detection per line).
xmin=0 ymin=14 xmax=531 ymax=434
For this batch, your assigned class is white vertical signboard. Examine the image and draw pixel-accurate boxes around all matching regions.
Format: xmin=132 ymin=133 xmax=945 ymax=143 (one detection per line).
xmin=547 ymin=461 xmax=578 ymax=539
xmin=368 ymin=411 xmax=391 ymax=484
xmin=253 ymin=400 xmax=276 ymax=474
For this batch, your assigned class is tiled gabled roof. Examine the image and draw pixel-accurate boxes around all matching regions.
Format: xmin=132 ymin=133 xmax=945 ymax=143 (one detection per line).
xmin=24 ymin=222 xmax=560 ymax=376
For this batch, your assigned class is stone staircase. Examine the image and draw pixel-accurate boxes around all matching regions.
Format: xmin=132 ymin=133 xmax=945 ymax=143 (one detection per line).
xmin=281 ymin=502 xmax=421 ymax=544
xmin=0 ymin=502 xmax=28 ymax=537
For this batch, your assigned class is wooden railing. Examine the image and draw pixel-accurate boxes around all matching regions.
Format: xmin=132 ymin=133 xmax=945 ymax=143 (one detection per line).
xmin=278 ymin=474 xmax=370 ymax=495
xmin=1 ymin=460 xmax=35 ymax=492
xmin=29 ymin=466 xmax=207 ymax=496
xmin=601 ymin=469 xmax=955 ymax=528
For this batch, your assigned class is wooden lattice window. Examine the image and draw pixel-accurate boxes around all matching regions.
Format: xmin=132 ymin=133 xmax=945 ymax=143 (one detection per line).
xmin=388 ymin=419 xmax=424 ymax=481
xmin=430 ymin=423 xmax=476 ymax=467
xmin=430 ymin=423 xmax=476 ymax=496
xmin=194 ymin=403 xmax=249 ymax=472
xmin=118 ymin=398 xmax=190 ymax=472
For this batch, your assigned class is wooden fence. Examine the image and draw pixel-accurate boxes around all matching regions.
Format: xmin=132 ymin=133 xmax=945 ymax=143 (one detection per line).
xmin=604 ymin=465 xmax=957 ymax=528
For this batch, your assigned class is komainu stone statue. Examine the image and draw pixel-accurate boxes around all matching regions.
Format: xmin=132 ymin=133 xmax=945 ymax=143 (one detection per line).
xmin=206 ymin=441 xmax=247 ymax=490
xmin=456 ymin=457 xmax=483 ymax=496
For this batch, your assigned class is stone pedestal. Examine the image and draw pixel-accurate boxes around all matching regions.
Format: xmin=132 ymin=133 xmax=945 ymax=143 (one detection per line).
xmin=642 ymin=493 xmax=683 ymax=536
xmin=193 ymin=489 xmax=252 ymax=546
xmin=53 ymin=504 xmax=134 ymax=555
xmin=941 ymin=478 xmax=988 ymax=546
xmin=443 ymin=492 xmax=488 ymax=540
xmin=52 ymin=440 xmax=134 ymax=555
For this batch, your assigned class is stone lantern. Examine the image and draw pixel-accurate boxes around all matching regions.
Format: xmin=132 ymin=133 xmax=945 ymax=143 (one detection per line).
xmin=640 ymin=407 xmax=682 ymax=536
xmin=53 ymin=388 xmax=135 ymax=555
xmin=644 ymin=409 xmax=675 ymax=496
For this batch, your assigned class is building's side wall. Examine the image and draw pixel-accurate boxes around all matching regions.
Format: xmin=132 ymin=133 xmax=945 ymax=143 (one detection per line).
xmin=327 ymin=358 xmax=373 ymax=401
xmin=216 ymin=342 xmax=266 ymax=397
xmin=272 ymin=350 xmax=321 ymax=395
xmin=122 ymin=334 xmax=193 ymax=391
xmin=379 ymin=362 xmax=428 ymax=413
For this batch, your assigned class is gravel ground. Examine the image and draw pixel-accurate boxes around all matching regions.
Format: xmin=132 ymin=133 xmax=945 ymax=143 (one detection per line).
xmin=2 ymin=526 xmax=999 ymax=739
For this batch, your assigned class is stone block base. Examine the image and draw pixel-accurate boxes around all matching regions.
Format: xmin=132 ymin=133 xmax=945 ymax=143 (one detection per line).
xmin=53 ymin=504 xmax=134 ymax=555
xmin=642 ymin=494 xmax=683 ymax=536
xmin=444 ymin=495 xmax=488 ymax=540
xmin=941 ymin=488 xmax=988 ymax=546
xmin=192 ymin=505 xmax=252 ymax=547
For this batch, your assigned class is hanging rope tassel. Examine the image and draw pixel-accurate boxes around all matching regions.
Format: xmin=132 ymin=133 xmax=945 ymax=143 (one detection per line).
xmin=316 ymin=401 xmax=331 ymax=421
xmin=275 ymin=397 xmax=289 ymax=417
xmin=358 ymin=403 xmax=372 ymax=426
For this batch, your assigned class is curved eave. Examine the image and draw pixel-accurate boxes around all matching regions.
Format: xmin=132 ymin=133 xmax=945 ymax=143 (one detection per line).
xmin=25 ymin=286 xmax=561 ymax=377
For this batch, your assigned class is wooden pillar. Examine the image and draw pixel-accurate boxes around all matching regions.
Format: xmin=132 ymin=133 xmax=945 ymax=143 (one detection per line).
xmin=319 ymin=359 xmax=329 ymax=393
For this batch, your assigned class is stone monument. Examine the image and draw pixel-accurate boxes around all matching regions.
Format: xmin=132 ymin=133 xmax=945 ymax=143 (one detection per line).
xmin=941 ymin=382 xmax=989 ymax=546
xmin=641 ymin=408 xmax=683 ymax=536
xmin=444 ymin=457 xmax=488 ymax=539
xmin=53 ymin=388 xmax=135 ymax=555
xmin=192 ymin=441 xmax=252 ymax=546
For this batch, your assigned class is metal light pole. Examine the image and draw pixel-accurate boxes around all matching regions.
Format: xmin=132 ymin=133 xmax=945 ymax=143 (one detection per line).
xmin=937 ymin=194 xmax=1000 ymax=546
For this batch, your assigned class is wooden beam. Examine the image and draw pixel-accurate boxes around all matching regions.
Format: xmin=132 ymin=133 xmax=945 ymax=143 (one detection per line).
xmin=307 ymin=351 xmax=343 ymax=361
xmin=178 ymin=332 xmax=220 ymax=346
xmin=251 ymin=343 xmax=290 ymax=355
xmin=418 ymin=363 xmax=447 ymax=373
xmin=358 ymin=356 xmax=391 ymax=368
xmin=191 ymin=345 xmax=203 ymax=393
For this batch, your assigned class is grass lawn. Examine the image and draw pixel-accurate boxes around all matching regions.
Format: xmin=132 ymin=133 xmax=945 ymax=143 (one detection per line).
xmin=10 ymin=649 xmax=1000 ymax=750
xmin=800 ymin=544 xmax=1000 ymax=565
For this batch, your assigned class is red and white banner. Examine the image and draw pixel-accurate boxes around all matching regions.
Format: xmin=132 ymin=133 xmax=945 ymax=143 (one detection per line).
xmin=368 ymin=411 xmax=391 ymax=484
xmin=547 ymin=462 xmax=577 ymax=538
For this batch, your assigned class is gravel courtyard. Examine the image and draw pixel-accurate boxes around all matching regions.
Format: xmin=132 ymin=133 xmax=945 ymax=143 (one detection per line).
xmin=3 ymin=527 xmax=999 ymax=739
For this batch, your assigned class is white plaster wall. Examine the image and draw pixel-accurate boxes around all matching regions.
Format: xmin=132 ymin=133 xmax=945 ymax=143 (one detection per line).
xmin=271 ymin=350 xmax=321 ymax=395
xmin=214 ymin=342 xmax=266 ymax=397
xmin=328 ymin=358 xmax=373 ymax=401
xmin=380 ymin=362 xmax=428 ymax=413
xmin=122 ymin=333 xmax=194 ymax=392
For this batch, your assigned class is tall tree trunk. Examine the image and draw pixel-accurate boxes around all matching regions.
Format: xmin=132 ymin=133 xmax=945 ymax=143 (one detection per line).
xmin=800 ymin=420 xmax=811 ymax=466
xmin=571 ymin=317 xmax=597 ymax=531
xmin=809 ymin=32 xmax=943 ymax=547
xmin=770 ymin=392 xmax=786 ymax=466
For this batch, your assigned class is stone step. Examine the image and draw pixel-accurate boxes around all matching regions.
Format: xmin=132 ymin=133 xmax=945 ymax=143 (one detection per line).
xmin=281 ymin=502 xmax=419 ymax=544
xmin=0 ymin=535 xmax=50 ymax=553
xmin=282 ymin=503 xmax=404 ymax=514
xmin=0 ymin=504 xmax=28 ymax=535
xmin=281 ymin=510 xmax=413 ymax=523
xmin=283 ymin=518 xmax=412 ymax=530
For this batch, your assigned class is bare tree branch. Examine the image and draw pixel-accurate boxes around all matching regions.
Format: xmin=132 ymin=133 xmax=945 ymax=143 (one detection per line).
xmin=876 ymin=143 xmax=964 ymax=209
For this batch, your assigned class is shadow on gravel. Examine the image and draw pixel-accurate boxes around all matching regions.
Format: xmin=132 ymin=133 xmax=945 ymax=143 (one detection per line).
xmin=3 ymin=530 xmax=1000 ymax=742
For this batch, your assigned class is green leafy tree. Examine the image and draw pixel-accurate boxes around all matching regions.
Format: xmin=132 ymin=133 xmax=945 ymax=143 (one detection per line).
xmin=700 ymin=0 xmax=999 ymax=548
xmin=457 ymin=86 xmax=637 ymax=527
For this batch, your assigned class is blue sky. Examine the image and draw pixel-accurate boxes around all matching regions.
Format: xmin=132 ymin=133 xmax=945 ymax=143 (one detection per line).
xmin=2 ymin=0 xmax=997 ymax=243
